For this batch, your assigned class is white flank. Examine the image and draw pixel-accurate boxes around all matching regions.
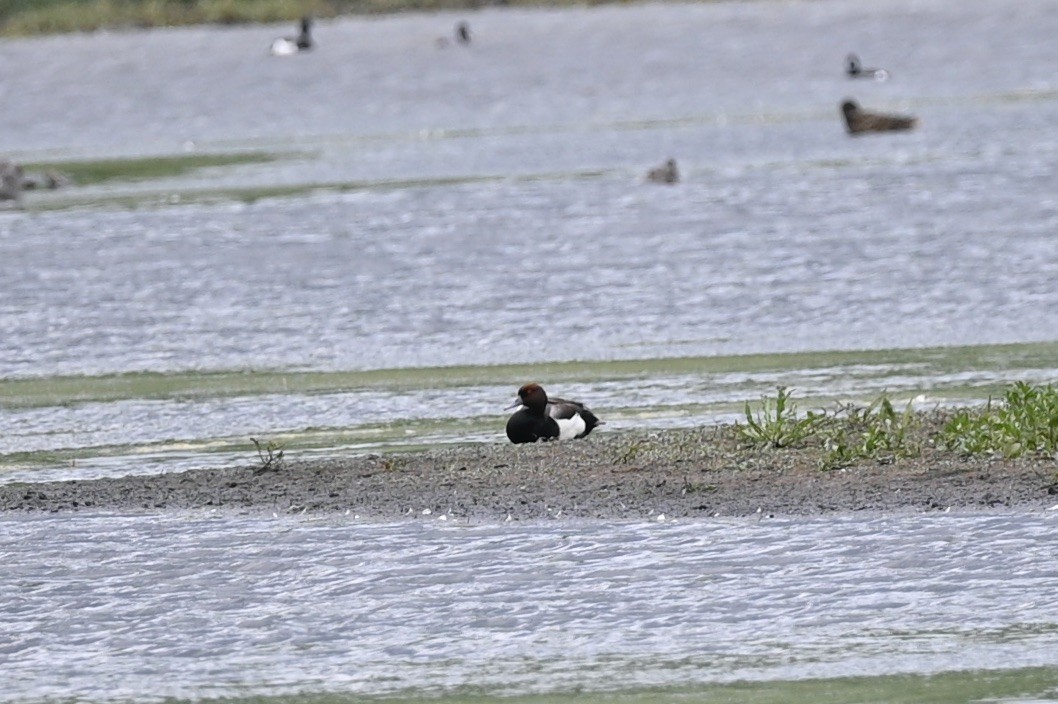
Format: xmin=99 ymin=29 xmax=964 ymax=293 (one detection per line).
xmin=555 ymin=414 xmax=586 ymax=441
xmin=270 ymin=39 xmax=298 ymax=56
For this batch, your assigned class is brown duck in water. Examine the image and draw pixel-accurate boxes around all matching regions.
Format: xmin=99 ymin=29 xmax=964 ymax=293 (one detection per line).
xmin=841 ymin=99 xmax=917 ymax=135
xmin=646 ymin=158 xmax=679 ymax=184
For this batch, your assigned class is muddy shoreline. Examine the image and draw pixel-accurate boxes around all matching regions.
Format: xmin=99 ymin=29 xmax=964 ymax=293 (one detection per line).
xmin=3 ymin=421 xmax=1057 ymax=520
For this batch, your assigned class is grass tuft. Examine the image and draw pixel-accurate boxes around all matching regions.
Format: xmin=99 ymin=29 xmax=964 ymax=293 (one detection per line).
xmin=740 ymin=383 xmax=1058 ymax=469
xmin=819 ymin=396 xmax=921 ymax=470
xmin=737 ymin=386 xmax=825 ymax=448
xmin=251 ymin=437 xmax=285 ymax=474
xmin=941 ymin=382 xmax=1058 ymax=458
xmin=738 ymin=388 xmax=922 ymax=470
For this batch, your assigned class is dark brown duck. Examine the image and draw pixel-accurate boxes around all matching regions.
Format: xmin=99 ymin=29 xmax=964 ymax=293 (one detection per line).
xmin=841 ymin=99 xmax=917 ymax=135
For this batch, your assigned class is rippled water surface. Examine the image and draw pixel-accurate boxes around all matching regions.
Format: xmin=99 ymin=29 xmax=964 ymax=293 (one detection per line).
xmin=3 ymin=0 xmax=1058 ymax=378
xmin=2 ymin=0 xmax=1058 ymax=479
xmin=4 ymin=3 xmax=1058 ymax=699
xmin=4 ymin=511 xmax=1058 ymax=702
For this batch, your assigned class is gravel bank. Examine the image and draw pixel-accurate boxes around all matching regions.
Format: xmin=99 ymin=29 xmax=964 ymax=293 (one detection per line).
xmin=3 ymin=419 xmax=1057 ymax=520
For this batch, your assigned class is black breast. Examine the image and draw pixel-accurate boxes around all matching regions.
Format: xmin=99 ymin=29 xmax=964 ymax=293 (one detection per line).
xmin=506 ymin=408 xmax=560 ymax=444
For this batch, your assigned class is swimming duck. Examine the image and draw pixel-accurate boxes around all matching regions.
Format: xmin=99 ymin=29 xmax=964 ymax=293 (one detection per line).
xmin=0 ymin=160 xmax=23 ymax=202
xmin=270 ymin=17 xmax=313 ymax=56
xmin=646 ymin=158 xmax=679 ymax=184
xmin=845 ymin=53 xmax=889 ymax=81
xmin=505 ymin=383 xmax=600 ymax=444
xmin=841 ymin=99 xmax=917 ymax=135
xmin=456 ymin=21 xmax=471 ymax=45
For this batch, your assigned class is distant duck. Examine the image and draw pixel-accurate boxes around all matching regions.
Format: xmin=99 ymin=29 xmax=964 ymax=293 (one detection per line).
xmin=456 ymin=21 xmax=471 ymax=45
xmin=845 ymin=53 xmax=889 ymax=81
xmin=437 ymin=21 xmax=471 ymax=48
xmin=505 ymin=383 xmax=600 ymax=444
xmin=646 ymin=158 xmax=679 ymax=184
xmin=270 ymin=16 xmax=313 ymax=56
xmin=0 ymin=160 xmax=23 ymax=202
xmin=841 ymin=99 xmax=917 ymax=135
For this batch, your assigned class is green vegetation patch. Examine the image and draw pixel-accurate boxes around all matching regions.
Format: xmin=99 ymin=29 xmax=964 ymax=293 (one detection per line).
xmin=737 ymin=387 xmax=922 ymax=470
xmin=942 ymin=381 xmax=1058 ymax=458
xmin=0 ymin=0 xmax=601 ymax=36
xmin=23 ymin=151 xmax=280 ymax=187
xmin=164 ymin=665 xmax=1058 ymax=704
xmin=738 ymin=383 xmax=1058 ymax=469
xmin=24 ymin=168 xmax=610 ymax=212
xmin=5 ymin=341 xmax=1058 ymax=410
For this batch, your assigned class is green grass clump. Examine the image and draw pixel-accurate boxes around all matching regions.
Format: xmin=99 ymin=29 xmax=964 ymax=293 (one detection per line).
xmin=737 ymin=386 xmax=826 ymax=448
xmin=820 ymin=396 xmax=920 ymax=470
xmin=2 ymin=0 xmax=334 ymax=35
xmin=0 ymin=0 xmax=605 ymax=36
xmin=942 ymin=382 xmax=1058 ymax=458
xmin=740 ymin=382 xmax=1058 ymax=468
xmin=738 ymin=387 xmax=922 ymax=470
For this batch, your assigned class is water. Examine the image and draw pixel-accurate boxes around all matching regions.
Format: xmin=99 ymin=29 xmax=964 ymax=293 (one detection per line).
xmin=2 ymin=0 xmax=1058 ymax=376
xmin=3 ymin=510 xmax=1058 ymax=702
xmin=3 ymin=2 xmax=1058 ymax=699
xmin=3 ymin=0 xmax=1058 ymax=477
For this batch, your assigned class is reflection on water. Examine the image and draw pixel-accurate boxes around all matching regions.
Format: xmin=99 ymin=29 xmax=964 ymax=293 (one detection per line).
xmin=3 ymin=511 xmax=1058 ymax=702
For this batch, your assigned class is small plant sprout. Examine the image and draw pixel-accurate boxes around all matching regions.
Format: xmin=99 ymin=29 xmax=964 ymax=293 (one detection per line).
xmin=738 ymin=386 xmax=826 ymax=448
xmin=251 ymin=437 xmax=285 ymax=475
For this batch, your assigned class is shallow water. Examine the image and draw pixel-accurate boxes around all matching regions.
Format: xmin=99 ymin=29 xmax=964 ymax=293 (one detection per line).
xmin=4 ymin=4 xmax=1058 ymax=698
xmin=3 ymin=511 xmax=1058 ymax=702
xmin=5 ymin=351 xmax=1058 ymax=483
xmin=3 ymin=0 xmax=1058 ymax=377
xmin=3 ymin=0 xmax=1058 ymax=479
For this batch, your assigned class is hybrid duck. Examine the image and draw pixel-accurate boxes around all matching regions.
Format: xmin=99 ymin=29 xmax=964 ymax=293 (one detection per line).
xmin=505 ymin=383 xmax=600 ymax=444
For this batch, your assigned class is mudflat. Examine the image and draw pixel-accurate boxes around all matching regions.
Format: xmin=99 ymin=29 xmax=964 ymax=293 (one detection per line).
xmin=3 ymin=416 xmax=1056 ymax=520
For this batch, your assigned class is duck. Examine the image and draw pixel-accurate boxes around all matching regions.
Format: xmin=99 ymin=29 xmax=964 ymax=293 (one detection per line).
xmin=0 ymin=160 xmax=23 ymax=202
xmin=841 ymin=99 xmax=917 ymax=135
xmin=646 ymin=158 xmax=679 ymax=184
xmin=270 ymin=16 xmax=313 ymax=56
xmin=456 ymin=21 xmax=471 ymax=45
xmin=505 ymin=383 xmax=600 ymax=444
xmin=845 ymin=53 xmax=889 ymax=81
